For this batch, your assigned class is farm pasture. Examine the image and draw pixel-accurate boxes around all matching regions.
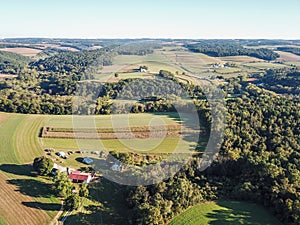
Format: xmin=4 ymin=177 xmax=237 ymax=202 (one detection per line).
xmin=168 ymin=201 xmax=282 ymax=225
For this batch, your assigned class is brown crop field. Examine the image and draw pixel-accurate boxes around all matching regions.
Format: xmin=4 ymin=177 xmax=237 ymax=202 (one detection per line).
xmin=275 ymin=51 xmax=300 ymax=62
xmin=0 ymin=173 xmax=50 ymax=225
xmin=1 ymin=48 xmax=42 ymax=57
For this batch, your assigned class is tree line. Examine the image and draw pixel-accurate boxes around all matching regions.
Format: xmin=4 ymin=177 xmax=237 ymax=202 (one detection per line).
xmin=186 ymin=41 xmax=279 ymax=60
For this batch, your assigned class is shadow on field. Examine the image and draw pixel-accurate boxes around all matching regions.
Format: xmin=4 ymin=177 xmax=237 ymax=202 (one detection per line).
xmin=152 ymin=112 xmax=209 ymax=152
xmin=205 ymin=201 xmax=271 ymax=225
xmin=75 ymin=157 xmax=84 ymax=163
xmin=7 ymin=178 xmax=53 ymax=198
xmin=65 ymin=178 xmax=129 ymax=225
xmin=22 ymin=202 xmax=61 ymax=211
xmin=0 ymin=164 xmax=35 ymax=177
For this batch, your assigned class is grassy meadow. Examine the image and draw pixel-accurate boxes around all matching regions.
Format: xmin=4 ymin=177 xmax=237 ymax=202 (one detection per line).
xmin=168 ymin=201 xmax=282 ymax=225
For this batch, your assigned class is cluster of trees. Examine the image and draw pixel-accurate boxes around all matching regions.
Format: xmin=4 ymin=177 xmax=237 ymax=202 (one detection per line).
xmin=116 ymin=42 xmax=161 ymax=55
xmin=241 ymin=39 xmax=300 ymax=47
xmin=259 ymin=69 xmax=300 ymax=95
xmin=0 ymin=88 xmax=73 ymax=114
xmin=33 ymin=156 xmax=89 ymax=210
xmin=109 ymin=151 xmax=165 ymax=166
xmin=124 ymin=83 xmax=300 ymax=225
xmin=30 ymin=48 xmax=114 ymax=75
xmin=28 ymin=48 xmax=116 ymax=96
xmin=0 ymin=51 xmax=30 ymax=74
xmin=33 ymin=156 xmax=54 ymax=175
xmin=186 ymin=41 xmax=279 ymax=60
xmin=53 ymin=172 xmax=89 ymax=210
xmin=277 ymin=47 xmax=300 ymax=56
xmin=0 ymin=43 xmax=43 ymax=50
xmin=126 ymin=172 xmax=205 ymax=225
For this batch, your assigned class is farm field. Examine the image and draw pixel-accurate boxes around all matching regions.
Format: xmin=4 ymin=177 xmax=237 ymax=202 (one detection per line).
xmin=0 ymin=47 xmax=42 ymax=57
xmin=244 ymin=62 xmax=291 ymax=70
xmin=94 ymin=52 xmax=185 ymax=82
xmin=42 ymin=113 xmax=202 ymax=154
xmin=0 ymin=112 xmax=204 ymax=167
xmin=94 ymin=71 xmax=154 ymax=83
xmin=95 ymin=47 xmax=300 ymax=83
xmin=275 ymin=51 xmax=300 ymax=62
xmin=219 ymin=55 xmax=264 ymax=63
xmin=0 ymin=111 xmax=206 ymax=224
xmin=113 ymin=53 xmax=167 ymax=65
xmin=44 ymin=113 xmax=183 ymax=128
xmin=168 ymin=201 xmax=282 ymax=225
xmin=0 ymin=113 xmax=60 ymax=225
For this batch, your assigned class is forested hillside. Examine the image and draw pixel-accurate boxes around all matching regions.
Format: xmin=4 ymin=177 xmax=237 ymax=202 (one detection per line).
xmin=186 ymin=41 xmax=279 ymax=60
xmin=0 ymin=51 xmax=30 ymax=74
xmin=277 ymin=47 xmax=300 ymax=56
xmin=126 ymin=84 xmax=300 ymax=225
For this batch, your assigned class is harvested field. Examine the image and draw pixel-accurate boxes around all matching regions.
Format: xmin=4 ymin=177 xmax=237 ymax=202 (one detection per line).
xmin=41 ymin=124 xmax=202 ymax=139
xmin=275 ymin=51 xmax=300 ymax=62
xmin=0 ymin=173 xmax=50 ymax=225
xmin=0 ymin=47 xmax=42 ymax=57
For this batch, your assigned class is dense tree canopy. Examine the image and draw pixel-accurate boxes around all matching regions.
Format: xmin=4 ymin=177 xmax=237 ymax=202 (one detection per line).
xmin=277 ymin=47 xmax=300 ymax=56
xmin=125 ymin=83 xmax=300 ymax=225
xmin=186 ymin=41 xmax=279 ymax=60
xmin=0 ymin=51 xmax=30 ymax=74
xmin=33 ymin=156 xmax=54 ymax=175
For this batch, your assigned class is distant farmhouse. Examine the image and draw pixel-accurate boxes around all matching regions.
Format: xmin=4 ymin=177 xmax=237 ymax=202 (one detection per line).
xmin=138 ymin=65 xmax=148 ymax=73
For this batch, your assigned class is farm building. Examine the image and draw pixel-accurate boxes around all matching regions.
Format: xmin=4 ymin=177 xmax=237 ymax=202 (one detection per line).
xmin=139 ymin=68 xmax=148 ymax=72
xmin=68 ymin=171 xmax=94 ymax=184
xmin=138 ymin=66 xmax=148 ymax=72
xmin=83 ymin=157 xmax=94 ymax=165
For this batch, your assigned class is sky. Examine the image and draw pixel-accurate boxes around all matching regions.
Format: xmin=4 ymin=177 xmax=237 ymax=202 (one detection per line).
xmin=0 ymin=0 xmax=300 ymax=39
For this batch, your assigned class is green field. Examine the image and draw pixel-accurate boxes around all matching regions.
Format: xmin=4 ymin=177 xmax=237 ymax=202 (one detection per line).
xmin=42 ymin=113 xmax=202 ymax=157
xmin=0 ymin=113 xmax=61 ymax=225
xmin=94 ymin=71 xmax=155 ymax=82
xmin=112 ymin=54 xmax=184 ymax=74
xmin=1 ymin=112 xmax=204 ymax=168
xmin=168 ymin=201 xmax=282 ymax=225
xmin=96 ymin=48 xmax=298 ymax=83
xmin=45 ymin=113 xmax=183 ymax=128
xmin=113 ymin=53 xmax=167 ymax=65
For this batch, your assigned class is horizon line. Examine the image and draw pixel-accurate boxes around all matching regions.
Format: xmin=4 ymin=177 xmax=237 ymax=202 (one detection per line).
xmin=1 ymin=36 xmax=300 ymax=41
